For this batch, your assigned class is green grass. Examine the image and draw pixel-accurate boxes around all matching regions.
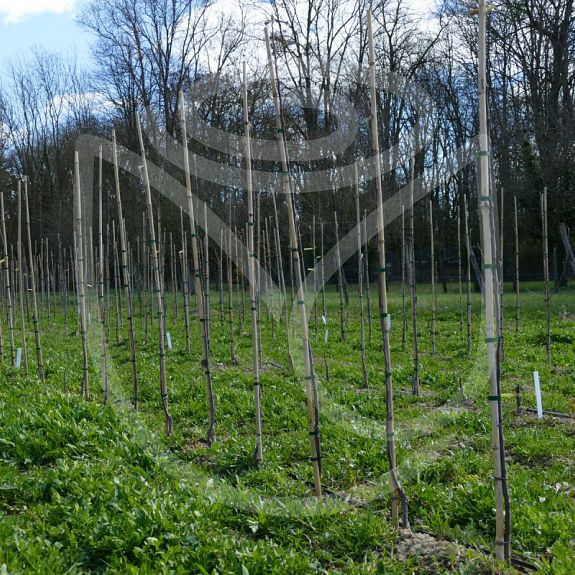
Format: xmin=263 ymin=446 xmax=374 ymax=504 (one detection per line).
xmin=1 ymin=280 xmax=574 ymax=574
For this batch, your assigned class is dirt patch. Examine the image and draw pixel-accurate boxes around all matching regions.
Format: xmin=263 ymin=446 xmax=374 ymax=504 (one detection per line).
xmin=394 ymin=529 xmax=469 ymax=573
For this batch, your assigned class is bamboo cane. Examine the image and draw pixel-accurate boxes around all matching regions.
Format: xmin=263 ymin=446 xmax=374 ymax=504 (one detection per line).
xmin=368 ymin=10 xmax=408 ymax=526
xmin=475 ymin=1 xmax=511 ymax=560
xmin=243 ymin=63 xmax=263 ymax=463
xmin=112 ymin=130 xmax=139 ymax=407
xmin=135 ymin=115 xmax=173 ymax=435
xmin=179 ymin=91 xmax=216 ymax=444
xmin=266 ymin=24 xmax=321 ymax=495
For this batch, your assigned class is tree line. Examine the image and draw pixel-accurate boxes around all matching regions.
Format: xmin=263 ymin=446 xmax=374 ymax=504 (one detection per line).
xmin=0 ymin=0 xmax=573 ymax=283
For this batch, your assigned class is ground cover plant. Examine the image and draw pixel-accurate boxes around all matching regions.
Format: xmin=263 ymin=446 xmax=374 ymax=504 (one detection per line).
xmin=1 ymin=281 xmax=574 ymax=574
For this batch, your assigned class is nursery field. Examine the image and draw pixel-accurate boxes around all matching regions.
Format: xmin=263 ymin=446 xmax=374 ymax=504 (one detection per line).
xmin=1 ymin=282 xmax=574 ymax=574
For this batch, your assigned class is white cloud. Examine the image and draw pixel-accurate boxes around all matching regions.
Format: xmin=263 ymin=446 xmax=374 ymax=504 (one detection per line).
xmin=0 ymin=0 xmax=75 ymax=24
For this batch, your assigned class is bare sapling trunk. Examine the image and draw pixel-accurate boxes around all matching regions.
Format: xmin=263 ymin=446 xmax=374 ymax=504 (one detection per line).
xmin=17 ymin=181 xmax=29 ymax=375
xmin=218 ymin=228 xmax=225 ymax=335
xmin=23 ymin=179 xmax=45 ymax=382
xmin=0 ymin=193 xmax=16 ymax=366
xmin=180 ymin=207 xmax=191 ymax=353
xmin=464 ymin=193 xmax=472 ymax=358
xmin=408 ymin=155 xmax=420 ymax=396
xmin=227 ymin=226 xmax=237 ymax=364
xmin=368 ymin=10 xmax=408 ymax=526
xmin=74 ymin=154 xmax=89 ymax=400
xmin=266 ymin=24 xmax=321 ymax=495
xmin=514 ymin=195 xmax=520 ymax=333
xmin=355 ymin=163 xmax=368 ymax=388
xmin=136 ymin=115 xmax=173 ymax=435
xmin=363 ymin=211 xmax=373 ymax=341
xmin=334 ymin=212 xmax=346 ymax=342
xmin=96 ymin=147 xmax=109 ymax=403
xmin=499 ymin=187 xmax=505 ymax=360
xmin=541 ymin=187 xmax=551 ymax=367
xmin=458 ymin=203 xmax=464 ymax=332
xmin=243 ymin=63 xmax=263 ymax=463
xmin=179 ymin=91 xmax=216 ymax=445
xmin=401 ymin=208 xmax=408 ymax=351
xmin=112 ymin=130 xmax=138 ymax=407
xmin=429 ymin=198 xmax=436 ymax=355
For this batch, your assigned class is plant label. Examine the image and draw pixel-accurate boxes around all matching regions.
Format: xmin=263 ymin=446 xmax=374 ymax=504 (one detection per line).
xmin=15 ymin=348 xmax=22 ymax=369
xmin=533 ymin=371 xmax=543 ymax=419
xmin=166 ymin=332 xmax=172 ymax=349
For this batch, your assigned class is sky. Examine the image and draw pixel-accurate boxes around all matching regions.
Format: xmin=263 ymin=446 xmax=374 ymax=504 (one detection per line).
xmin=0 ymin=0 xmax=88 ymax=74
xmin=0 ymin=0 xmax=436 ymax=79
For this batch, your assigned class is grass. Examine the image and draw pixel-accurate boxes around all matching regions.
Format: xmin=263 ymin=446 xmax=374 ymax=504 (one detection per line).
xmin=0 ymin=280 xmax=574 ymax=574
